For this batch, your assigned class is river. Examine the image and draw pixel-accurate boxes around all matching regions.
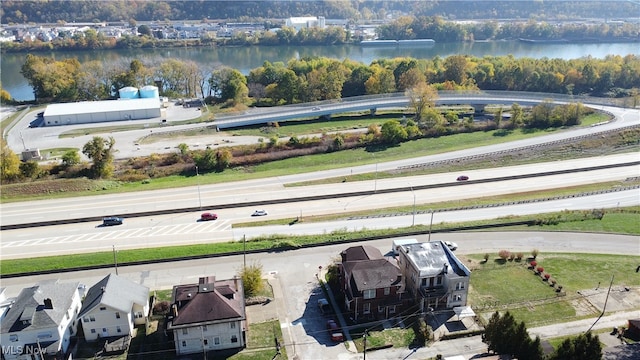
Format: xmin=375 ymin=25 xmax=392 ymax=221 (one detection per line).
xmin=2 ymin=41 xmax=639 ymax=101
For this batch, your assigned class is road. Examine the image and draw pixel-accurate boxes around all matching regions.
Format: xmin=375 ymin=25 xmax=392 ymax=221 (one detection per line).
xmin=1 ymin=154 xmax=638 ymax=259
xmin=1 ymin=232 xmax=638 ymax=360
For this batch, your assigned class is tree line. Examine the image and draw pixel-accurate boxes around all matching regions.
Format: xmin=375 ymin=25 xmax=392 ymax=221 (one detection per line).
xmin=2 ymin=16 xmax=639 ymax=53
xmin=2 ymin=0 xmax=638 ymax=24
xmin=15 ymin=53 xmax=640 ymax=105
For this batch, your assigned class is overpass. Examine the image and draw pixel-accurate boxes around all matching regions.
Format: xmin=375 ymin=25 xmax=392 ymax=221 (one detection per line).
xmin=212 ymin=90 xmax=628 ymax=129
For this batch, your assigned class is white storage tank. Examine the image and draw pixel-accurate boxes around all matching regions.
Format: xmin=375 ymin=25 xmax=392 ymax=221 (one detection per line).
xmin=139 ymin=85 xmax=159 ymax=99
xmin=119 ymin=86 xmax=139 ymax=99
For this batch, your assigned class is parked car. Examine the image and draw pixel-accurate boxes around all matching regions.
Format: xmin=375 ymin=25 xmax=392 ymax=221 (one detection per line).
xmin=444 ymin=241 xmax=458 ymax=251
xmin=326 ymin=319 xmax=344 ymax=342
xmin=102 ymin=217 xmax=123 ymax=226
xmin=456 ymin=175 xmax=469 ymax=181
xmin=252 ymin=210 xmax=268 ymax=217
xmin=200 ymin=212 xmax=218 ymax=221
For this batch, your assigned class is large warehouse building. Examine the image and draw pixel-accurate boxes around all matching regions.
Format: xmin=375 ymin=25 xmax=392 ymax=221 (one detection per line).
xmin=42 ymin=86 xmax=163 ymax=126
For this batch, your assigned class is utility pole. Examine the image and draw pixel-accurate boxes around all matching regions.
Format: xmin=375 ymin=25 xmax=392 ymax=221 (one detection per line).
xmin=112 ymin=245 xmax=118 ymax=275
xmin=428 ymin=210 xmax=434 ymax=242
xmin=409 ymin=184 xmax=416 ymax=226
xmin=195 ymin=165 xmax=202 ymax=210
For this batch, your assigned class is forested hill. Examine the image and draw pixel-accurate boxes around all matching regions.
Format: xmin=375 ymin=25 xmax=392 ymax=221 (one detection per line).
xmin=2 ymin=0 xmax=639 ymax=24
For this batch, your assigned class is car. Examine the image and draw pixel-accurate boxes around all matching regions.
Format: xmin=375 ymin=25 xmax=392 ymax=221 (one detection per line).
xmin=326 ymin=319 xmax=344 ymax=342
xmin=456 ymin=175 xmax=469 ymax=181
xmin=312 ymin=106 xmax=321 ymax=111
xmin=102 ymin=217 xmax=123 ymax=226
xmin=252 ymin=210 xmax=268 ymax=217
xmin=200 ymin=212 xmax=218 ymax=221
xmin=444 ymin=241 xmax=458 ymax=251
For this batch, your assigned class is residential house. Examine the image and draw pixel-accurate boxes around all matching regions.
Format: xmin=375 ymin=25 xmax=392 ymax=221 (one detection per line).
xmin=396 ymin=241 xmax=471 ymax=313
xmin=77 ymin=274 xmax=149 ymax=342
xmin=339 ymin=245 xmax=407 ymax=322
xmin=167 ymin=276 xmax=246 ymax=356
xmin=0 ymin=279 xmax=82 ymax=360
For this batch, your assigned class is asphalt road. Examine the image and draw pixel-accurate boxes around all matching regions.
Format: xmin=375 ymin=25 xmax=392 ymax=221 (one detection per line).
xmin=1 ymin=232 xmax=638 ymax=360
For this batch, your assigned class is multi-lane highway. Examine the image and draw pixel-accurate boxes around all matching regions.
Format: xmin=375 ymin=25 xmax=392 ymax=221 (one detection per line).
xmin=1 ymin=153 xmax=638 ymax=259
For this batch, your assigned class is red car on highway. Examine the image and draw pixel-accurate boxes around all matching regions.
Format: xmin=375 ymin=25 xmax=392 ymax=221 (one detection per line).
xmin=200 ymin=212 xmax=218 ymax=221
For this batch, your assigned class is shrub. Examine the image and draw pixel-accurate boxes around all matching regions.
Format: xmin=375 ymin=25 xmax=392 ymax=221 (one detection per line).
xmin=153 ymin=301 xmax=170 ymax=315
xmin=498 ymin=250 xmax=511 ymax=260
xmin=530 ymin=260 xmax=537 ymax=267
xmin=483 ymin=253 xmax=490 ymax=262
xmin=536 ymin=266 xmax=544 ymax=274
xmin=544 ymin=273 xmax=551 ymax=280
xmin=531 ymin=249 xmax=539 ymax=259
xmin=516 ymin=252 xmax=524 ymax=261
xmin=509 ymin=253 xmax=516 ymax=261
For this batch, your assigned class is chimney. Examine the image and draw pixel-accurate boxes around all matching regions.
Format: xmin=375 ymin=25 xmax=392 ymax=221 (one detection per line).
xmin=44 ymin=298 xmax=53 ymax=309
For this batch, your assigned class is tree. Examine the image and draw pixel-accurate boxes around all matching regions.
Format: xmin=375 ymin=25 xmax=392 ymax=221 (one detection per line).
xmin=215 ymin=148 xmax=232 ymax=172
xmin=381 ymin=120 xmax=408 ymax=144
xmin=82 ymin=136 xmax=115 ymax=179
xmin=137 ymin=24 xmax=152 ymax=36
xmin=19 ymin=160 xmax=41 ymax=179
xmin=1 ymin=139 xmax=22 ymax=182
xmin=61 ymin=149 xmax=81 ymax=167
xmin=549 ymin=332 xmax=602 ymax=360
xmin=482 ymin=311 xmax=542 ymax=359
xmin=406 ymin=82 xmax=438 ymax=121
xmin=239 ymin=262 xmax=264 ymax=298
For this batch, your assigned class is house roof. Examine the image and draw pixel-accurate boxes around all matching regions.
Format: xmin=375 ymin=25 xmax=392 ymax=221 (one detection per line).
xmin=402 ymin=241 xmax=470 ymax=277
xmin=0 ymin=279 xmax=79 ymax=334
xmin=341 ymin=245 xmax=383 ymax=262
xmin=78 ymin=273 xmax=149 ymax=317
xmin=170 ymin=277 xmax=245 ymax=327
xmin=346 ymin=258 xmax=402 ymax=292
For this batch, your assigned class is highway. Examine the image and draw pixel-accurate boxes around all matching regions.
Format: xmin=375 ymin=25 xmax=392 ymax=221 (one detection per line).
xmin=1 ymin=154 xmax=638 ymax=259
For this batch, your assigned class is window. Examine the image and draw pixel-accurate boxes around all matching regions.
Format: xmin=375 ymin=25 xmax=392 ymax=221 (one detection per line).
xmin=421 ymin=277 xmax=426 ymax=286
xmin=454 ymin=294 xmax=462 ymax=302
xmin=230 ymin=322 xmax=235 ymax=329
xmin=231 ymin=335 xmax=238 ymax=343
xmin=436 ymin=276 xmax=442 ymax=286
xmin=134 ymin=312 xmax=143 ymax=319
xmin=100 ymin=307 xmax=106 ymax=311
xmin=182 ymin=341 xmax=186 ymax=347
xmin=91 ymin=329 xmax=96 ymax=334
xmin=384 ymin=287 xmax=390 ymax=295
xmin=363 ymin=289 xmax=375 ymax=299
xmin=203 ymin=339 xmax=208 ymax=346
xmin=115 ymin=312 xmax=121 ymax=319
xmin=10 ymin=334 xmax=18 ymax=342
xmin=214 ymin=337 xmax=220 ymax=345
xmin=89 ymin=315 xmax=96 ymax=322
xmin=202 ymin=325 xmax=208 ymax=332
xmin=116 ymin=326 xmax=122 ymax=333
xmin=182 ymin=328 xmax=188 ymax=335
xmin=389 ymin=305 xmax=396 ymax=314
xmin=456 ymin=282 xmax=465 ymax=290
xmin=378 ymin=306 xmax=384 ymax=313
xmin=363 ymin=303 xmax=371 ymax=314
xmin=83 ymin=317 xmax=89 ymax=323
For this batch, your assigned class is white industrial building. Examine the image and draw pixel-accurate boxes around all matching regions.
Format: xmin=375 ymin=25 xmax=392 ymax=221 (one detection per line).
xmin=285 ymin=16 xmax=326 ymax=31
xmin=42 ymin=86 xmax=162 ymax=126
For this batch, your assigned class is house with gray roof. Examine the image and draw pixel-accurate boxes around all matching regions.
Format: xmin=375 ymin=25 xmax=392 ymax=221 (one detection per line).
xmin=339 ymin=245 xmax=407 ymax=323
xmin=167 ymin=276 xmax=246 ymax=355
xmin=0 ymin=279 xmax=82 ymax=360
xmin=77 ymin=274 xmax=149 ymax=342
xmin=396 ymin=241 xmax=471 ymax=313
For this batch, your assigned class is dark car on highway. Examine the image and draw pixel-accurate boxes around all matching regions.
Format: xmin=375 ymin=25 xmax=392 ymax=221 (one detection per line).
xmin=456 ymin=175 xmax=469 ymax=181
xmin=102 ymin=217 xmax=123 ymax=226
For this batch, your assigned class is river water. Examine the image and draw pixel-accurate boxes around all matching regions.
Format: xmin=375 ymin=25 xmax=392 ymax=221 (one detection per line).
xmin=2 ymin=41 xmax=639 ymax=101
